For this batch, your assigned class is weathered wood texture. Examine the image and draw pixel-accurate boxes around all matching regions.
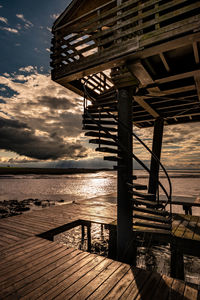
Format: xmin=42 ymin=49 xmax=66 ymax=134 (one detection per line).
xmin=0 ymin=236 xmax=198 ymax=299
xmin=0 ymin=196 xmax=200 ymax=255
xmin=51 ymin=0 xmax=200 ymax=128
xmin=51 ymin=0 xmax=200 ymax=80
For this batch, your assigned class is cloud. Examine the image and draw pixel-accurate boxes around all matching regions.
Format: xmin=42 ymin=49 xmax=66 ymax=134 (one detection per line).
xmin=0 ymin=27 xmax=18 ymax=34
xmin=0 ymin=67 xmax=89 ymax=162
xmin=0 ymin=117 xmax=87 ymax=160
xmin=0 ymin=6 xmax=2 ymax=9
xmin=0 ymin=16 xmax=8 ymax=24
xmin=16 ymin=13 xmax=33 ymax=29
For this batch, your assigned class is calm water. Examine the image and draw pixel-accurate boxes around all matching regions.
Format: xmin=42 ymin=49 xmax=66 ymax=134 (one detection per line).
xmin=0 ymin=170 xmax=200 ymax=214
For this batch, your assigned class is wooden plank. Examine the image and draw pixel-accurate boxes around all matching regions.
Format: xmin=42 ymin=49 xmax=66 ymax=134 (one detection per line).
xmin=87 ymin=264 xmax=131 ymax=299
xmin=120 ymin=268 xmax=151 ymax=300
xmin=0 ymin=241 xmax=63 ymax=277
xmin=17 ymin=250 xmax=91 ymax=300
xmin=0 ymin=226 xmax=31 ymax=240
xmin=36 ymin=254 xmax=106 ymax=299
xmin=0 ymin=247 xmax=77 ymax=298
xmin=135 ymin=272 xmax=162 ymax=300
xmin=182 ymin=216 xmax=199 ymax=240
xmin=54 ymin=257 xmax=112 ymax=299
xmin=170 ymin=279 xmax=185 ymax=300
xmin=102 ymin=267 xmax=141 ymax=299
xmin=151 ymin=274 xmax=174 ymax=300
xmin=195 ymin=74 xmax=200 ymax=102
xmin=70 ymin=261 xmax=122 ymax=300
xmin=193 ymin=41 xmax=200 ymax=64
xmin=159 ymin=52 xmax=170 ymax=72
xmin=193 ymin=217 xmax=200 ymax=241
xmin=184 ymin=284 xmax=198 ymax=299
xmin=134 ymin=96 xmax=159 ymax=118
xmin=0 ymin=236 xmax=42 ymax=256
xmin=155 ymin=70 xmax=200 ymax=85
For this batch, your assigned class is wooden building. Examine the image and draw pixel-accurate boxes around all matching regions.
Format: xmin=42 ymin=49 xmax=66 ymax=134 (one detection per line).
xmin=51 ymin=0 xmax=200 ymax=269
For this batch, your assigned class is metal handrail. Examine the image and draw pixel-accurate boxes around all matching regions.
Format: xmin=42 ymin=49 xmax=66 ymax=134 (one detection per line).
xmin=83 ymin=78 xmax=172 ymax=214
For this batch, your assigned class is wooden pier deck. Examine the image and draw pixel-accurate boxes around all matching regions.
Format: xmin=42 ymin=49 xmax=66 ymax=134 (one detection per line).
xmin=0 ymin=195 xmax=199 ymax=299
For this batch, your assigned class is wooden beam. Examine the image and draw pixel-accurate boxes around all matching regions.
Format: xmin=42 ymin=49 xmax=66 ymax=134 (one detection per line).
xmin=148 ymin=118 xmax=164 ymax=196
xmin=155 ymin=70 xmax=200 ymax=85
xmin=194 ymin=74 xmax=200 ymax=102
xmin=193 ymin=41 xmax=200 ymax=64
xmin=128 ymin=60 xmax=160 ymax=93
xmin=134 ymin=96 xmax=159 ymax=118
xmin=159 ymin=52 xmax=170 ymax=72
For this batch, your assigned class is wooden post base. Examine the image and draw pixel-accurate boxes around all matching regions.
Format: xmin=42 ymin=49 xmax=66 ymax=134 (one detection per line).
xmin=170 ymin=241 xmax=185 ymax=280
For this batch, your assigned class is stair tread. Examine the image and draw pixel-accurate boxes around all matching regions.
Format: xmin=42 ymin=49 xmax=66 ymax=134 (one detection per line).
xmin=83 ymin=125 xmax=117 ymax=132
xmin=83 ymin=120 xmax=117 ymax=126
xmin=89 ymin=139 xmax=117 ymax=146
xmin=85 ymin=132 xmax=117 ymax=139
xmin=133 ymin=198 xmax=165 ymax=208
xmin=133 ymin=228 xmax=171 ymax=236
xmin=133 ymin=213 xmax=171 ymax=224
xmin=127 ymin=182 xmax=147 ymax=190
xmin=133 ymin=206 xmax=169 ymax=216
xmin=133 ymin=221 xmax=171 ymax=230
xmin=96 ymin=147 xmax=118 ymax=154
xmin=83 ymin=113 xmax=116 ymax=119
xmin=87 ymin=107 xmax=117 ymax=113
xmin=88 ymin=101 xmax=117 ymax=109
xmin=130 ymin=190 xmax=155 ymax=200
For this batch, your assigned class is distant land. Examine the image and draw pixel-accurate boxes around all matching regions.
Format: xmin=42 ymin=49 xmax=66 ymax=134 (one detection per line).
xmin=0 ymin=167 xmax=112 ymax=175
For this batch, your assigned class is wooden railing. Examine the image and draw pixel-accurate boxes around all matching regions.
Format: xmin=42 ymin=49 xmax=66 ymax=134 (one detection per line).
xmin=51 ymin=0 xmax=200 ymax=80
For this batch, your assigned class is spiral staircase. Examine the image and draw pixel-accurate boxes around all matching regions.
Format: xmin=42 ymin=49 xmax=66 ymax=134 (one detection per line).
xmin=82 ymin=77 xmax=172 ymax=236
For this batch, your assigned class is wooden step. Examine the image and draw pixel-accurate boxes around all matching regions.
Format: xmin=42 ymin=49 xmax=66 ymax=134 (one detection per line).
xmin=85 ymin=131 xmax=117 ymax=140
xmin=133 ymin=206 xmax=169 ymax=217
xmin=133 ymin=198 xmax=165 ymax=209
xmin=97 ymin=88 xmax=116 ymax=98
xmin=89 ymin=139 xmax=117 ymax=147
xmin=88 ymin=101 xmax=117 ymax=109
xmin=133 ymin=221 xmax=171 ymax=231
xmin=83 ymin=120 xmax=117 ymax=126
xmin=133 ymin=213 xmax=171 ymax=224
xmin=127 ymin=182 xmax=147 ymax=191
xmin=96 ymin=93 xmax=116 ymax=101
xmin=83 ymin=125 xmax=117 ymax=132
xmin=87 ymin=107 xmax=117 ymax=113
xmin=130 ymin=190 xmax=155 ymax=200
xmin=83 ymin=113 xmax=116 ymax=119
xmin=95 ymin=147 xmax=119 ymax=154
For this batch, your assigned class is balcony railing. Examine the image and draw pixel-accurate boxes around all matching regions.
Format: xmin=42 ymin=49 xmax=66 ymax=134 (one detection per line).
xmin=51 ymin=0 xmax=200 ymax=81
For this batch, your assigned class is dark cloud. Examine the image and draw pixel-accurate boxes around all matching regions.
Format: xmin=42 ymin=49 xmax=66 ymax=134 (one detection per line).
xmin=0 ymin=117 xmax=88 ymax=160
xmin=37 ymin=96 xmax=76 ymax=110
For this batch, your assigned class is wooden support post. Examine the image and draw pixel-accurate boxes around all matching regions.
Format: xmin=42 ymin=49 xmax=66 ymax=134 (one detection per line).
xmin=148 ymin=117 xmax=164 ymax=196
xmin=81 ymin=224 xmax=85 ymax=244
xmin=171 ymin=241 xmax=185 ymax=280
xmin=87 ymin=223 xmax=91 ymax=252
xmin=117 ymin=85 xmax=136 ymax=264
xmin=108 ymin=224 xmax=117 ymax=260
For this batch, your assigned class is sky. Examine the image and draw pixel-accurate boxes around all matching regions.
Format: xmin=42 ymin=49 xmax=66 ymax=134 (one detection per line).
xmin=0 ymin=0 xmax=200 ymax=170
